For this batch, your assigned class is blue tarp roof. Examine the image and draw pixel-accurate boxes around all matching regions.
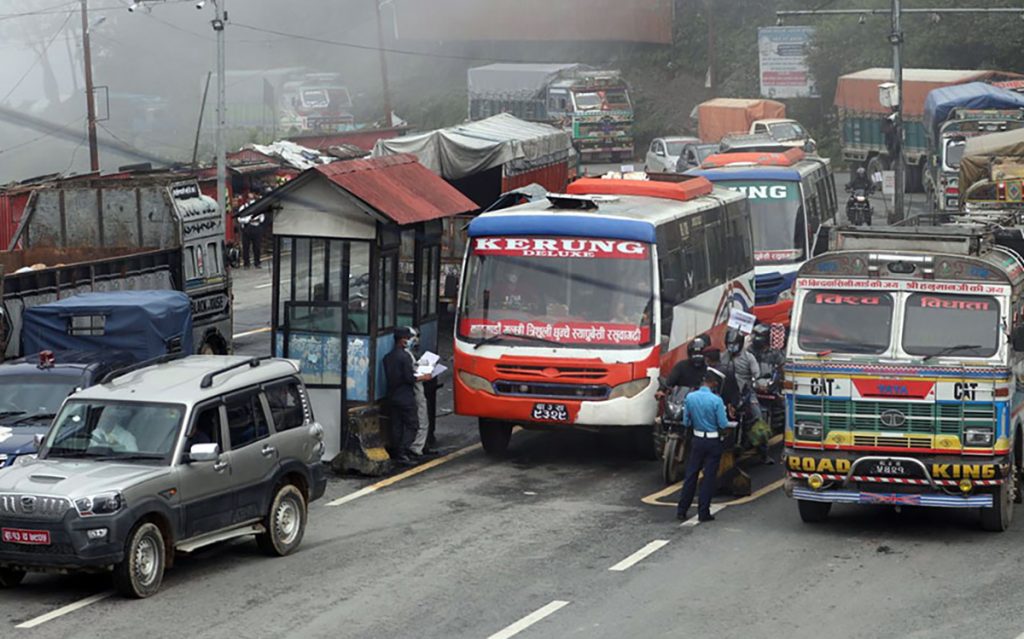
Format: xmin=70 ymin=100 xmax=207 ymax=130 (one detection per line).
xmin=22 ymin=291 xmax=193 ymax=362
xmin=923 ymin=82 xmax=1024 ymax=140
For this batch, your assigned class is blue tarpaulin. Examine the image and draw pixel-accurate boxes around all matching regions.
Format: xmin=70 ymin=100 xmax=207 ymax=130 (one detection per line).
xmin=923 ymin=82 xmax=1024 ymax=140
xmin=22 ymin=291 xmax=193 ymax=362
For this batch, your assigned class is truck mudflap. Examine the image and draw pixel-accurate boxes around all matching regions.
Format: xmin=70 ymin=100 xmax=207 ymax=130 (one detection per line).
xmin=792 ymin=486 xmax=992 ymax=509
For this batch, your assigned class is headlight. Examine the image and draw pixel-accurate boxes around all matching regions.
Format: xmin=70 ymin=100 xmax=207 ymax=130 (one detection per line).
xmin=458 ymin=371 xmax=493 ymax=393
xmin=608 ymin=378 xmax=651 ymax=400
xmin=964 ymin=427 xmax=994 ymax=447
xmin=795 ymin=422 xmax=823 ymax=440
xmin=75 ymin=492 xmax=124 ymax=517
xmin=12 ymin=454 xmax=37 ymax=467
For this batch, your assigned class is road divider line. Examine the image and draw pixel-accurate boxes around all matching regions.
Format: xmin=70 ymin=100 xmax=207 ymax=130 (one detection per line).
xmin=608 ymin=539 xmax=670 ymax=571
xmin=232 ymin=326 xmax=271 ymax=339
xmin=254 ymin=282 xmax=274 ymax=289
xmin=15 ymin=591 xmax=111 ymax=629
xmin=679 ymin=503 xmax=727 ymax=527
xmin=487 ymin=600 xmax=570 ymax=639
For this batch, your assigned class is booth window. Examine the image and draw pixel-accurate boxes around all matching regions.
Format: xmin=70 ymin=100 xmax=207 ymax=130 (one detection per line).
xmin=349 ymin=242 xmax=370 ymax=334
xmin=277 ymin=237 xmax=293 ymax=323
xmin=378 ymin=252 xmax=397 ymax=330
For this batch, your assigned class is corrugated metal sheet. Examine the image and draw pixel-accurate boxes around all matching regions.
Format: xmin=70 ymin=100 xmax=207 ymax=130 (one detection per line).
xmin=316 ymin=154 xmax=477 ymax=225
xmin=501 ymin=161 xmax=568 ymax=194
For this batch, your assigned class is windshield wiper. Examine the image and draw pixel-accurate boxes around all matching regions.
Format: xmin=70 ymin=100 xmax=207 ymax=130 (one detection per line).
xmin=9 ymin=412 xmax=56 ymax=425
xmin=0 ymin=410 xmax=26 ymax=418
xmin=473 ymin=332 xmax=562 ymax=350
xmin=95 ymin=453 xmax=166 ymax=462
xmin=47 ymin=450 xmax=106 ymax=459
xmin=923 ymin=344 xmax=981 ymax=361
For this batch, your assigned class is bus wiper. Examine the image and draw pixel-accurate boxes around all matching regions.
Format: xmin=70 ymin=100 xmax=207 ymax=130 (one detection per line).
xmin=923 ymin=344 xmax=981 ymax=361
xmin=474 ymin=332 xmax=561 ymax=349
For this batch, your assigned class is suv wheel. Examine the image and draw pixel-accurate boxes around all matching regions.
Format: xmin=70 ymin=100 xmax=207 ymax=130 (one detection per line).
xmin=113 ymin=522 xmax=166 ymax=598
xmin=257 ymin=484 xmax=307 ymax=556
xmin=0 ymin=568 xmax=25 ymax=588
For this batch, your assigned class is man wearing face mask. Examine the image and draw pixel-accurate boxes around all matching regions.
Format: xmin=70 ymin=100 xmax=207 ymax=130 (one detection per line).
xmin=384 ymin=326 xmax=431 ymax=463
xmin=405 ymin=328 xmax=438 ymax=458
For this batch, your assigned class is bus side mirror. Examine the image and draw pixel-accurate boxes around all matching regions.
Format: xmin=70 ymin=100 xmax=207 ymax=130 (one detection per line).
xmin=1013 ymin=326 xmax=1024 ymax=352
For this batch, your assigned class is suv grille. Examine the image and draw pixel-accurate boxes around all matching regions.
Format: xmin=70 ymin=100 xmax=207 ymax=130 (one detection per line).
xmin=0 ymin=494 xmax=72 ymax=520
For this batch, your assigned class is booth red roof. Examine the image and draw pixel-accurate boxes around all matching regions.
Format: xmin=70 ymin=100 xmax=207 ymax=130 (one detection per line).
xmin=315 ymin=154 xmax=476 ymax=224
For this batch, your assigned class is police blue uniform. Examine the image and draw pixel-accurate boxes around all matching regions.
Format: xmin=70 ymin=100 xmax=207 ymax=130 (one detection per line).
xmin=677 ymin=384 xmax=729 ymax=521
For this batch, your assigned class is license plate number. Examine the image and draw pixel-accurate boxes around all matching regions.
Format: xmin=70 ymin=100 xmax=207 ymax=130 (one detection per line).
xmin=532 ymin=403 xmax=568 ymax=422
xmin=868 ymin=459 xmax=909 ymax=477
xmin=2 ymin=527 xmax=51 ymax=545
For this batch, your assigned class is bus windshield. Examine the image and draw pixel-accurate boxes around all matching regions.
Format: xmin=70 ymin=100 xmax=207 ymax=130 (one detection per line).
xmin=721 ymin=180 xmax=805 ymax=265
xmin=797 ymin=291 xmax=894 ymax=355
xmin=458 ymin=237 xmax=654 ymax=348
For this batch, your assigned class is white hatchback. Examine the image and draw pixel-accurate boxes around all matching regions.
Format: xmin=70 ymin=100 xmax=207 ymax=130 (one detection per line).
xmin=644 ymin=136 xmax=699 ymax=174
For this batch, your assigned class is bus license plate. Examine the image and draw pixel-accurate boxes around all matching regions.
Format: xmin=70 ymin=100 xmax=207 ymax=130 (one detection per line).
xmin=532 ymin=403 xmax=568 ymax=422
xmin=867 ymin=459 xmax=909 ymax=477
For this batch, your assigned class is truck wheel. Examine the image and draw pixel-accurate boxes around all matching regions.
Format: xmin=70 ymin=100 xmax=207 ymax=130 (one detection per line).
xmin=981 ymin=455 xmax=1015 ymax=532
xmin=257 ymin=483 xmax=307 ymax=556
xmin=113 ymin=522 xmax=166 ymax=598
xmin=479 ymin=419 xmax=512 ymax=457
xmin=797 ymin=499 xmax=831 ymax=523
xmin=0 ymin=568 xmax=25 ymax=588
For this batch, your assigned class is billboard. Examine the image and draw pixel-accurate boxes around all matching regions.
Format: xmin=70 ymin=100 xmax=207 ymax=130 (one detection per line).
xmin=393 ymin=0 xmax=673 ymax=44
xmin=758 ymin=26 xmax=819 ymax=99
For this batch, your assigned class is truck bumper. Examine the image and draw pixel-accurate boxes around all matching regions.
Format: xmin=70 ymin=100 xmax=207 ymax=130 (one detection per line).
xmin=791 ymin=486 xmax=992 ymax=509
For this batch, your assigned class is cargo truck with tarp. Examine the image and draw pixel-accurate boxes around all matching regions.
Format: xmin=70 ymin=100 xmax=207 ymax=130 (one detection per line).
xmin=922 ymin=82 xmax=1024 ymax=212
xmin=959 ymin=128 xmax=1024 ymax=212
xmin=834 ymin=68 xmax=1023 ymax=192
xmin=467 ymin=63 xmax=634 ymax=163
xmin=695 ymin=98 xmax=787 ymax=144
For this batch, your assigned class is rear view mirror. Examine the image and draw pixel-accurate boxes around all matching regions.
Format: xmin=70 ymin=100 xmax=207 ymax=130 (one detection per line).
xmin=1013 ymin=326 xmax=1024 ymax=352
xmin=189 ymin=443 xmax=220 ymax=462
xmin=33 ymin=433 xmax=44 ymax=447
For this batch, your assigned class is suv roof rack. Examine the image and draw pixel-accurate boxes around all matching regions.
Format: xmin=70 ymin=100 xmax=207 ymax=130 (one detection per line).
xmin=199 ymin=356 xmax=275 ymax=389
xmin=100 ymin=352 xmax=188 ymax=385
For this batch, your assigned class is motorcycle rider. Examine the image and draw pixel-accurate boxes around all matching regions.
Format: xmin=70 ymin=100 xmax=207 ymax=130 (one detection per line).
xmin=722 ymin=329 xmax=772 ymax=463
xmin=847 ymin=166 xmax=874 ymax=194
xmin=658 ymin=335 xmax=711 ymax=399
xmin=846 ymin=167 xmax=875 ymax=225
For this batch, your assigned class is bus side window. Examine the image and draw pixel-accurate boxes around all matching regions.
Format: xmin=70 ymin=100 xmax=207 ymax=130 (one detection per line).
xmin=689 ymin=224 xmax=709 ymax=296
xmin=703 ymin=207 xmax=725 ymax=288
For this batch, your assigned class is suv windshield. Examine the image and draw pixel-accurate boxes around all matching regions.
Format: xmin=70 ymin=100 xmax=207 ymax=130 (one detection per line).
xmin=902 ymin=294 xmax=999 ymax=358
xmin=722 ymin=180 xmax=805 ymax=265
xmin=797 ymin=291 xmax=894 ymax=354
xmin=43 ymin=400 xmax=185 ymax=462
xmin=0 ymin=376 xmax=77 ymax=425
xmin=458 ymin=236 xmax=654 ymax=348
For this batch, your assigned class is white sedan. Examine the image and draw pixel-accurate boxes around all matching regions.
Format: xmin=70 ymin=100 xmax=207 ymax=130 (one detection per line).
xmin=644 ymin=136 xmax=699 ymax=174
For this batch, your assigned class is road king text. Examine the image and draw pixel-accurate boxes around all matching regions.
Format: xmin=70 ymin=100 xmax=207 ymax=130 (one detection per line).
xmin=787 ymin=456 xmax=999 ymax=479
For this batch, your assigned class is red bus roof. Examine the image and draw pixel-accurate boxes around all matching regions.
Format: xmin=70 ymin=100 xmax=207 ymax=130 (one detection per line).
xmin=566 ymin=177 xmax=714 ymax=202
xmin=701 ymin=147 xmax=805 ymax=169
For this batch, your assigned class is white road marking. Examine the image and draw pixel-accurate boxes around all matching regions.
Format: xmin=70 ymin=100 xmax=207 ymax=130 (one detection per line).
xmin=487 ymin=600 xmax=570 ymax=639
xmin=608 ymin=539 xmax=670 ymax=572
xmin=232 ymin=326 xmax=271 ymax=339
xmin=679 ymin=503 xmax=727 ymax=527
xmin=15 ymin=591 xmax=111 ymax=629
xmin=254 ymin=282 xmax=274 ymax=289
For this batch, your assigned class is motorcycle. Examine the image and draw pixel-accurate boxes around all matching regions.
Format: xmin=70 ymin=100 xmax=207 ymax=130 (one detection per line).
xmin=659 ymin=384 xmax=691 ymax=484
xmin=845 ymin=185 xmax=874 ymax=226
xmin=753 ymin=365 xmax=786 ymax=435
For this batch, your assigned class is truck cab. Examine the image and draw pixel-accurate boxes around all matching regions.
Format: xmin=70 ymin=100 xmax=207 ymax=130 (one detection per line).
xmin=749 ymin=118 xmax=817 ymax=152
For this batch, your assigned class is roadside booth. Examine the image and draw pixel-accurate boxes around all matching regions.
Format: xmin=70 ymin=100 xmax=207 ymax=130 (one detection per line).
xmin=252 ymin=154 xmax=477 ymax=469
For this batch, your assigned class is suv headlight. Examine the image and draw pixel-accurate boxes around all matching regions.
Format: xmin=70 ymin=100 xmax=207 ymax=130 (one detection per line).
xmin=795 ymin=422 xmax=823 ymax=440
xmin=608 ymin=378 xmax=651 ymax=400
xmin=12 ymin=454 xmax=37 ymax=467
xmin=964 ymin=427 xmax=994 ymax=447
xmin=75 ymin=492 xmax=124 ymax=517
xmin=458 ymin=371 xmax=493 ymax=393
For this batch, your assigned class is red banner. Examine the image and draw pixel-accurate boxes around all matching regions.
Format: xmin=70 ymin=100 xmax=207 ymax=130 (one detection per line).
xmin=460 ymin=318 xmax=650 ymax=346
xmin=473 ymin=237 xmax=648 ymax=260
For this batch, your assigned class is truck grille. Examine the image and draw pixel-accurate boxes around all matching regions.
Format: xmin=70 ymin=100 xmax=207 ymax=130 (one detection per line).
xmin=794 ymin=398 xmax=996 ymax=438
xmin=0 ymin=494 xmax=72 ymax=520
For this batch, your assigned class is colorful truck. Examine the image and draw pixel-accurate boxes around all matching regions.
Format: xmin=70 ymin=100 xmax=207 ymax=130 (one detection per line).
xmin=467 ymin=63 xmax=634 ymax=163
xmin=959 ymin=128 xmax=1024 ymax=212
xmin=835 ymin=68 xmax=1022 ymax=192
xmin=922 ymin=82 xmax=1024 ymax=212
xmin=783 ymin=222 xmax=1024 ymax=531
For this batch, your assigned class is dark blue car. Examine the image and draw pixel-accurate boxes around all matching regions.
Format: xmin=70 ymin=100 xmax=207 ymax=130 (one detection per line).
xmin=0 ymin=351 xmax=133 ymax=468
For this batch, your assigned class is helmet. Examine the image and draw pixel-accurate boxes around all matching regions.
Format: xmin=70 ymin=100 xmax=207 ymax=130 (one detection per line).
xmin=751 ymin=324 xmax=771 ymax=350
xmin=687 ymin=335 xmax=709 ymax=366
xmin=725 ymin=328 xmax=745 ymax=354
xmin=856 ymin=167 xmax=866 ymax=177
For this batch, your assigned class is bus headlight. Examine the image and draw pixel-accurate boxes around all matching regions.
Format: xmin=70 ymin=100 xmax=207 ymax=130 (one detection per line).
xmin=964 ymin=427 xmax=994 ymax=447
xmin=608 ymin=378 xmax=651 ymax=400
xmin=458 ymin=371 xmax=493 ymax=394
xmin=795 ymin=422 xmax=823 ymax=440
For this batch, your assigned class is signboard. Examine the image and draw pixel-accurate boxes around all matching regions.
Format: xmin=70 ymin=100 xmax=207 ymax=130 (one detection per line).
xmin=881 ymin=170 xmax=896 ymax=207
xmin=472 ymin=237 xmax=648 ymax=260
xmin=757 ymin=27 xmax=819 ymax=99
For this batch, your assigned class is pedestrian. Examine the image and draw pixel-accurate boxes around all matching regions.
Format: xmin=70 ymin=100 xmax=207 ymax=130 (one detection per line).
xmin=405 ymin=328 xmax=438 ymax=457
xmin=383 ymin=326 xmax=431 ymax=463
xmin=238 ymin=208 xmax=266 ymax=269
xmin=676 ymin=368 xmax=730 ymax=523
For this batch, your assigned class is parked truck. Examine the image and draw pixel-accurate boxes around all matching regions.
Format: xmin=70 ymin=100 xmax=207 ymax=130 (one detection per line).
xmin=0 ymin=175 xmax=232 ymax=359
xmin=467 ymin=63 xmax=634 ymax=163
xmin=835 ymin=68 xmax=1023 ymax=192
xmin=922 ymin=82 xmax=1024 ymax=212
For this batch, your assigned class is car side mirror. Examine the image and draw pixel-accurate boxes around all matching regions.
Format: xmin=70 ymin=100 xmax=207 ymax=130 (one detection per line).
xmin=1013 ymin=326 xmax=1024 ymax=352
xmin=33 ymin=433 xmax=44 ymax=447
xmin=189 ymin=443 xmax=220 ymax=462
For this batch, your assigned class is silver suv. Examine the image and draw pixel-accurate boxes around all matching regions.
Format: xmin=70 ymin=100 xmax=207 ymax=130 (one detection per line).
xmin=0 ymin=355 xmax=327 ymax=598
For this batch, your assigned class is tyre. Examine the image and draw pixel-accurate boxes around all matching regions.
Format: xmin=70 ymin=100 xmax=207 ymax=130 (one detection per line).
xmin=479 ymin=419 xmax=513 ymax=457
xmin=0 ymin=568 xmax=25 ymax=588
xmin=112 ymin=522 xmax=166 ymax=598
xmin=981 ymin=455 xmax=1015 ymax=532
xmin=662 ymin=436 xmax=685 ymax=485
xmin=797 ymin=499 xmax=832 ymax=523
xmin=257 ymin=484 xmax=307 ymax=556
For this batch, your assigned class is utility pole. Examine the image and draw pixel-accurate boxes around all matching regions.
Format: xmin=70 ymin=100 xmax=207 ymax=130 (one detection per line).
xmin=706 ymin=0 xmax=716 ymax=96
xmin=212 ymin=1 xmax=227 ymax=229
xmin=373 ymin=0 xmax=393 ymax=128
xmin=80 ymin=0 xmax=99 ymax=172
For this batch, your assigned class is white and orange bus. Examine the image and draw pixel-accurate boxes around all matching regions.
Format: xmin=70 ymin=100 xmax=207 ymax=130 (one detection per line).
xmin=453 ymin=177 xmax=755 ymax=455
